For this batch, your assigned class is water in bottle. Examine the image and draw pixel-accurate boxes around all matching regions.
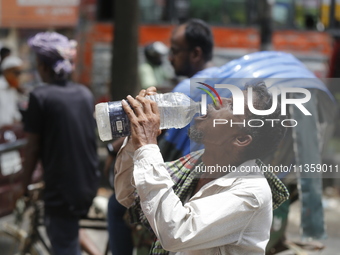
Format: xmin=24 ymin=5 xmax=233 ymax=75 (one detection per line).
xmin=95 ymin=92 xmax=202 ymax=141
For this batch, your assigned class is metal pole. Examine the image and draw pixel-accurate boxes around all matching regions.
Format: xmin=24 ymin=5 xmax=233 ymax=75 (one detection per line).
xmin=329 ymin=0 xmax=336 ymax=29
xmin=259 ymin=0 xmax=274 ymax=51
xmin=111 ymin=0 xmax=140 ymax=101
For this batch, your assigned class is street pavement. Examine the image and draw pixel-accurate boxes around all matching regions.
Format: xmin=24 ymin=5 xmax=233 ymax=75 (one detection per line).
xmin=285 ymin=193 xmax=340 ymax=255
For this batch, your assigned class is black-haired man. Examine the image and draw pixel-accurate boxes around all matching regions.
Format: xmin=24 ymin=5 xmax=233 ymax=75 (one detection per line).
xmin=169 ymin=19 xmax=214 ymax=78
xmin=159 ymin=19 xmax=219 ymax=161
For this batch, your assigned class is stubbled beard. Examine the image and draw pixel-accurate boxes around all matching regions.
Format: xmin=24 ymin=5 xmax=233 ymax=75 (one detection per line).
xmin=188 ymin=126 xmax=204 ymax=144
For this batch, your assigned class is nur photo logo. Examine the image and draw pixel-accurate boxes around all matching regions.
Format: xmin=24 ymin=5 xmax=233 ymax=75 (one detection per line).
xmin=197 ymin=82 xmax=312 ymax=128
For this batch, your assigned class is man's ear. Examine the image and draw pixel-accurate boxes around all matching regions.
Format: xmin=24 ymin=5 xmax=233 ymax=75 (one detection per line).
xmin=191 ymin=46 xmax=203 ymax=62
xmin=234 ymin=134 xmax=252 ymax=147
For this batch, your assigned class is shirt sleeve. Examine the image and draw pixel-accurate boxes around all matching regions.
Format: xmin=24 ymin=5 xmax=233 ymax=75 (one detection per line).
xmin=24 ymin=92 xmax=43 ymax=134
xmin=114 ymin=137 xmax=138 ymax=208
xmin=133 ymin=145 xmax=261 ymax=252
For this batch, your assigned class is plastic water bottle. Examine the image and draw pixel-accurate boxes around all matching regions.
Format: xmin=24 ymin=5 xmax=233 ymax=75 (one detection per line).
xmin=95 ymin=92 xmax=202 ymax=141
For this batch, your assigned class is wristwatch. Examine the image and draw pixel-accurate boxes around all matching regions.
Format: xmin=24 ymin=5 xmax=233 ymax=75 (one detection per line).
xmin=106 ymin=143 xmax=117 ymax=157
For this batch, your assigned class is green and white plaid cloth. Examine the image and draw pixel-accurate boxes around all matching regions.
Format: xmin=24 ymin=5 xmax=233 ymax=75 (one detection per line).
xmin=129 ymin=150 xmax=289 ymax=255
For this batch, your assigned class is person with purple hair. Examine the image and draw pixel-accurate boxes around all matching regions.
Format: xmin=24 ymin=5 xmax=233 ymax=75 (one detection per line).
xmin=22 ymin=32 xmax=100 ymax=255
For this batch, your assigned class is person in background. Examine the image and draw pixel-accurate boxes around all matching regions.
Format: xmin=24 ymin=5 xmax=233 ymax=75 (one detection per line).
xmin=0 ymin=56 xmax=23 ymax=127
xmin=22 ymin=32 xmax=101 ymax=255
xmin=0 ymin=47 xmax=11 ymax=71
xmin=158 ymin=19 xmax=219 ymax=161
xmin=139 ymin=41 xmax=175 ymax=91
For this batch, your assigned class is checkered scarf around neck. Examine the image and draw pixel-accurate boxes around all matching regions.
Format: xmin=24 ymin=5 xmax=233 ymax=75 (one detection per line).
xmin=128 ymin=150 xmax=289 ymax=255
xmin=28 ymin=32 xmax=77 ymax=80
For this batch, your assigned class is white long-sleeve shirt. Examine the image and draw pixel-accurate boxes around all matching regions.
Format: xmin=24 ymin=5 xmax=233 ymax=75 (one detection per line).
xmin=114 ymin=139 xmax=273 ymax=255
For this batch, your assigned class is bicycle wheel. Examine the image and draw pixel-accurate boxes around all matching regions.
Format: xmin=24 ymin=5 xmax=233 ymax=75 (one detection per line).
xmin=0 ymin=230 xmax=43 ymax=255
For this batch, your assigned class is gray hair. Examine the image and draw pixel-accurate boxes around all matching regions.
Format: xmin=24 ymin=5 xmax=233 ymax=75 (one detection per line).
xmin=242 ymin=81 xmax=286 ymax=159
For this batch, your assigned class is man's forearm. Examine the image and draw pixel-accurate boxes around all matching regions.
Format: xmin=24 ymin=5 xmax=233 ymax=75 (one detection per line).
xmin=114 ymin=137 xmax=137 ymax=208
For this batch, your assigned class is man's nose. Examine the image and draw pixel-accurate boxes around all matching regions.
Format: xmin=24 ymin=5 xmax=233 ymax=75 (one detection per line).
xmin=220 ymin=98 xmax=232 ymax=107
